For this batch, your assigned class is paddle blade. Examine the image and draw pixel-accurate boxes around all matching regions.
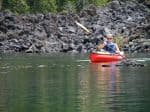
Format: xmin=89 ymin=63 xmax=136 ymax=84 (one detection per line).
xmin=75 ymin=21 xmax=90 ymax=33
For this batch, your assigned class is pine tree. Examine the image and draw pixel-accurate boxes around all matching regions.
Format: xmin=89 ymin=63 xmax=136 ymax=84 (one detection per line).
xmin=0 ymin=0 xmax=3 ymax=10
xmin=2 ymin=0 xmax=29 ymax=13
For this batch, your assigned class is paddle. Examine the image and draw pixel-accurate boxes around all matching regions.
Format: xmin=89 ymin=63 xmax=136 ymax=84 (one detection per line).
xmin=75 ymin=21 xmax=91 ymax=33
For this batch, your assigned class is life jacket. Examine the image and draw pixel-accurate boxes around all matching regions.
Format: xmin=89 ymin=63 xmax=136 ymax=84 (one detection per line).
xmin=104 ymin=42 xmax=116 ymax=53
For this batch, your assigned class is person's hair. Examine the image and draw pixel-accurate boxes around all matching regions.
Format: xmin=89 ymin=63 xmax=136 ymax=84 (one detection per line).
xmin=106 ymin=34 xmax=113 ymax=38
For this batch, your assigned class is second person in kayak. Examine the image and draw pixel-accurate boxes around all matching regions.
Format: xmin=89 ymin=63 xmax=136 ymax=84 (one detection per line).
xmin=97 ymin=34 xmax=121 ymax=54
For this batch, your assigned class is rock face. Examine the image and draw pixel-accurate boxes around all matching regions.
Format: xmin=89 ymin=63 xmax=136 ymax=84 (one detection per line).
xmin=0 ymin=0 xmax=150 ymax=53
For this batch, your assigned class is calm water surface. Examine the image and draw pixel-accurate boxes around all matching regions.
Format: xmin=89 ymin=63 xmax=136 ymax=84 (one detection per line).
xmin=0 ymin=53 xmax=150 ymax=112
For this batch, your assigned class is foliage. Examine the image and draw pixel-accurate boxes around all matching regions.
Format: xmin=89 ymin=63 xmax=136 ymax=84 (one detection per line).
xmin=26 ymin=0 xmax=56 ymax=13
xmin=2 ymin=0 xmax=29 ymax=14
xmin=0 ymin=0 xmax=111 ymax=14
xmin=114 ymin=35 xmax=124 ymax=49
xmin=64 ymin=1 xmax=76 ymax=13
xmin=88 ymin=0 xmax=109 ymax=6
xmin=0 ymin=0 xmax=3 ymax=10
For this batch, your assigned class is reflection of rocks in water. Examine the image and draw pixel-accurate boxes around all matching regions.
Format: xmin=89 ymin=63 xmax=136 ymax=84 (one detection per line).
xmin=101 ymin=59 xmax=145 ymax=68
xmin=116 ymin=59 xmax=145 ymax=67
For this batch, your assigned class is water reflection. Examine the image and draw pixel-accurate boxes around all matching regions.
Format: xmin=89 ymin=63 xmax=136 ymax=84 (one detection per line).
xmin=90 ymin=62 xmax=121 ymax=93
xmin=92 ymin=62 xmax=123 ymax=108
xmin=77 ymin=62 xmax=123 ymax=112
xmin=0 ymin=54 xmax=150 ymax=112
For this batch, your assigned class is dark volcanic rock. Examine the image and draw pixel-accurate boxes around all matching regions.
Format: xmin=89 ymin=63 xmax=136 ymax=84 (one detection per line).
xmin=116 ymin=59 xmax=145 ymax=67
xmin=0 ymin=0 xmax=150 ymax=53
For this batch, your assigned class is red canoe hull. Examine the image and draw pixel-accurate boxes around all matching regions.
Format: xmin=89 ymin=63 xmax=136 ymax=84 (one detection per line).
xmin=90 ymin=53 xmax=124 ymax=63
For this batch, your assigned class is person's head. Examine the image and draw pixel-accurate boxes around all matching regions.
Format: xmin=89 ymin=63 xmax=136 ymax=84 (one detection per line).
xmin=106 ymin=34 xmax=113 ymax=42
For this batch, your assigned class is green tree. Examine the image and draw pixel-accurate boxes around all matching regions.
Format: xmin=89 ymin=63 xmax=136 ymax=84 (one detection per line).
xmin=27 ymin=0 xmax=56 ymax=13
xmin=87 ymin=0 xmax=110 ymax=6
xmin=2 ymin=0 xmax=29 ymax=13
xmin=75 ymin=0 xmax=87 ymax=12
xmin=56 ymin=0 xmax=67 ymax=12
xmin=1 ymin=0 xmax=112 ymax=13
xmin=75 ymin=0 xmax=109 ymax=12
xmin=95 ymin=0 xmax=109 ymax=6
xmin=0 ymin=0 xmax=3 ymax=10
xmin=63 ymin=1 xmax=76 ymax=13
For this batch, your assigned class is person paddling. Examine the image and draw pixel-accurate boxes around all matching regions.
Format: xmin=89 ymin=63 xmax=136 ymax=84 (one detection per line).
xmin=97 ymin=34 xmax=122 ymax=54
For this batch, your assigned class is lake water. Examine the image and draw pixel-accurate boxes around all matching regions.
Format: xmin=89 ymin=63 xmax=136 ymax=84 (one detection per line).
xmin=0 ymin=53 xmax=150 ymax=112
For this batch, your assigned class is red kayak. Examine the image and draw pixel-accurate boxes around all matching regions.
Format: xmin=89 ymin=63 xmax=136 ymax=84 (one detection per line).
xmin=90 ymin=52 xmax=124 ymax=63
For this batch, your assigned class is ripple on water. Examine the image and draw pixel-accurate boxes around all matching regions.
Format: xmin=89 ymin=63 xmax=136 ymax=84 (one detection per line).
xmin=37 ymin=65 xmax=46 ymax=68
xmin=76 ymin=60 xmax=90 ymax=62
xmin=132 ymin=58 xmax=150 ymax=62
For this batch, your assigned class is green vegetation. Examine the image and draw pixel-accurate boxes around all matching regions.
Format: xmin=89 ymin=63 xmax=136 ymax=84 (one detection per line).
xmin=0 ymin=0 xmax=111 ymax=14
xmin=0 ymin=0 xmax=150 ymax=14
xmin=114 ymin=35 xmax=124 ymax=49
